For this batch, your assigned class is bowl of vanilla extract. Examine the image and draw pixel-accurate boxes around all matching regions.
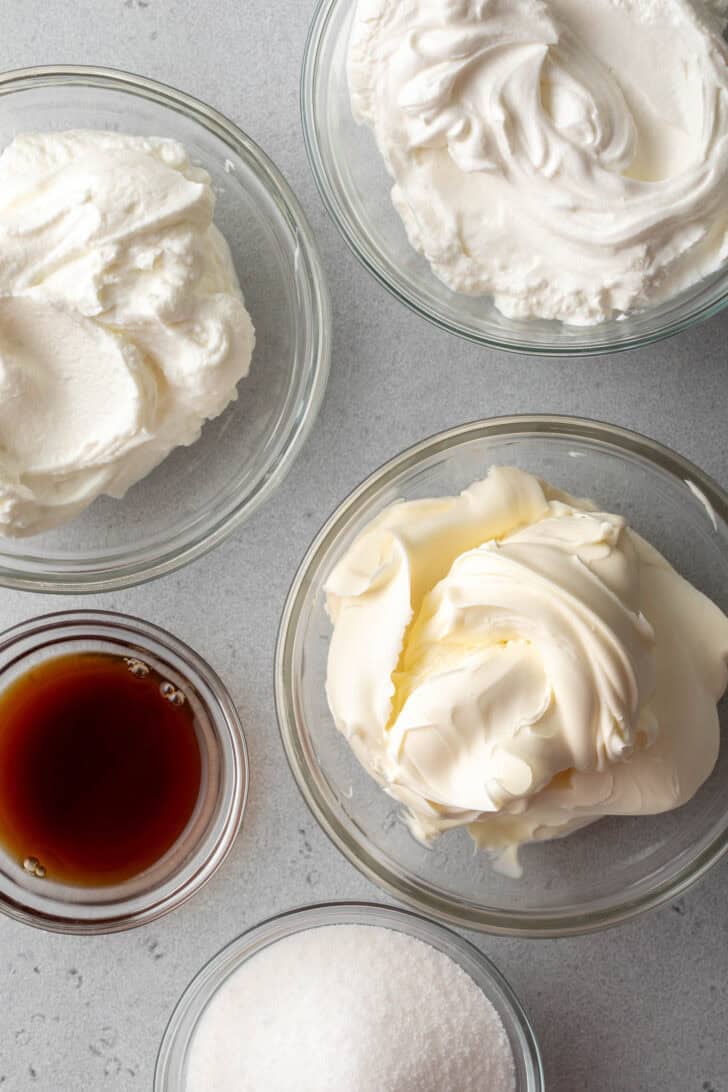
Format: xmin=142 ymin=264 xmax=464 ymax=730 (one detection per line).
xmin=0 ymin=611 xmax=247 ymax=933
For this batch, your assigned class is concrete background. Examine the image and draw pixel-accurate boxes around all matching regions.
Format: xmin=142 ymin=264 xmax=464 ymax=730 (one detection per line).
xmin=0 ymin=1 xmax=727 ymax=1089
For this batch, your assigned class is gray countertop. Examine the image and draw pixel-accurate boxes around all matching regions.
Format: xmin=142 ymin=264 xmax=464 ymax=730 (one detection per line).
xmin=1 ymin=2 xmax=727 ymax=1089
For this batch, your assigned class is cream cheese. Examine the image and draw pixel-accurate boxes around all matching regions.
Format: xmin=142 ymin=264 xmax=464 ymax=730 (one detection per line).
xmin=0 ymin=130 xmax=255 ymax=536
xmin=348 ymin=0 xmax=728 ymax=324
xmin=325 ymin=467 xmax=728 ymax=872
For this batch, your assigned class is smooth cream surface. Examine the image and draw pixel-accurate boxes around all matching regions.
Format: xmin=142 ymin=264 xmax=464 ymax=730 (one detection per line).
xmin=0 ymin=130 xmax=255 ymax=536
xmin=348 ymin=0 xmax=728 ymax=325
xmin=325 ymin=467 xmax=728 ymax=872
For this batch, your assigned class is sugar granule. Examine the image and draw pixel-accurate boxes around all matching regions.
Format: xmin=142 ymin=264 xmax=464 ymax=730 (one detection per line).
xmin=185 ymin=924 xmax=517 ymax=1092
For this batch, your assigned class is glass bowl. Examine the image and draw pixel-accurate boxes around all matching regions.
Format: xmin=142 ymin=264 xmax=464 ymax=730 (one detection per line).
xmin=154 ymin=901 xmax=544 ymax=1091
xmin=0 ymin=610 xmax=247 ymax=934
xmin=301 ymin=0 xmax=728 ymax=356
xmin=0 ymin=65 xmax=330 ymax=592
xmin=276 ymin=416 xmax=728 ymax=936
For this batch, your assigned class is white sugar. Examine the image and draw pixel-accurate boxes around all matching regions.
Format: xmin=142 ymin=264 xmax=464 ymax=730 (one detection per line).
xmin=185 ymin=924 xmax=516 ymax=1092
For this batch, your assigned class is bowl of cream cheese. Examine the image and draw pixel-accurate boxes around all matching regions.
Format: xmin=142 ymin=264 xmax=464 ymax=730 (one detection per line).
xmin=276 ymin=416 xmax=728 ymax=936
xmin=302 ymin=0 xmax=728 ymax=354
xmin=0 ymin=66 xmax=330 ymax=591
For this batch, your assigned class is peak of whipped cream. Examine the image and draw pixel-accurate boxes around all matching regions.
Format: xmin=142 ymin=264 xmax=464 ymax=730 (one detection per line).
xmin=349 ymin=0 xmax=728 ymax=324
xmin=325 ymin=467 xmax=728 ymax=874
xmin=0 ymin=130 xmax=255 ymax=536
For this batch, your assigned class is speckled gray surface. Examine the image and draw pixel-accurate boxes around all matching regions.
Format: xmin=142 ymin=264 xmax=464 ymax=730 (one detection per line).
xmin=0 ymin=2 xmax=727 ymax=1090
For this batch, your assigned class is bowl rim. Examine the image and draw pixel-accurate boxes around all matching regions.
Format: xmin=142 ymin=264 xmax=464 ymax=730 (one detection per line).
xmin=0 ymin=609 xmax=249 ymax=934
xmin=300 ymin=0 xmax=728 ymax=356
xmin=0 ymin=64 xmax=331 ymax=594
xmin=275 ymin=413 xmax=728 ymax=937
xmin=153 ymin=900 xmax=545 ymax=1091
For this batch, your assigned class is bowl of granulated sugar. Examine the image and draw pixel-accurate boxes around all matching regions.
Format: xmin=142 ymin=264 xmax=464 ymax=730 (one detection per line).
xmin=154 ymin=902 xmax=544 ymax=1092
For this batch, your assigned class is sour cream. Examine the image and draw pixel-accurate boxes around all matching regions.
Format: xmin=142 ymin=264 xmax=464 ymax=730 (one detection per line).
xmin=0 ymin=130 xmax=254 ymax=536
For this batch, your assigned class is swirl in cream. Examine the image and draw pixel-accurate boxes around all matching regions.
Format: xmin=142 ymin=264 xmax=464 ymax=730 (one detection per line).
xmin=349 ymin=0 xmax=728 ymax=324
xmin=0 ymin=130 xmax=255 ymax=536
xmin=325 ymin=468 xmax=728 ymax=872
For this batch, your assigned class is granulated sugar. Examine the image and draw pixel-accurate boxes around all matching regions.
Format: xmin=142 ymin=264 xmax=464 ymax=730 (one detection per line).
xmin=185 ymin=924 xmax=516 ymax=1092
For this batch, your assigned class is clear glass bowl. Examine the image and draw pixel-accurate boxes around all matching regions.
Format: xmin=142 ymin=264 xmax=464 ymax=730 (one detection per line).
xmin=0 ymin=610 xmax=248 ymax=934
xmin=0 ymin=66 xmax=330 ymax=592
xmin=301 ymin=0 xmax=728 ymax=356
xmin=276 ymin=416 xmax=728 ymax=936
xmin=154 ymin=901 xmax=544 ymax=1091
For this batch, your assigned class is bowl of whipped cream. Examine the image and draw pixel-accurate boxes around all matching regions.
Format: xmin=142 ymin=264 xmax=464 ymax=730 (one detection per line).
xmin=276 ymin=416 xmax=728 ymax=936
xmin=302 ymin=0 xmax=728 ymax=354
xmin=0 ymin=66 xmax=330 ymax=591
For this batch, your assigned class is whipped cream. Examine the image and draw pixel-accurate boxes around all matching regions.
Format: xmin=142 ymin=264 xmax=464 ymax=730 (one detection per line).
xmin=0 ymin=130 xmax=255 ymax=536
xmin=325 ymin=467 xmax=728 ymax=872
xmin=349 ymin=0 xmax=728 ymax=324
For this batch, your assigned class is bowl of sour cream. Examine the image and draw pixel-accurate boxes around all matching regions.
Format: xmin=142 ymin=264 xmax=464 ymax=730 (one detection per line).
xmin=0 ymin=66 xmax=330 ymax=591
xmin=302 ymin=0 xmax=728 ymax=355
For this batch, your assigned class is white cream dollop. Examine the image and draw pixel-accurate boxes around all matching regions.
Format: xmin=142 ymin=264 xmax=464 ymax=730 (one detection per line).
xmin=0 ymin=130 xmax=255 ymax=536
xmin=325 ymin=467 xmax=728 ymax=871
xmin=349 ymin=0 xmax=728 ymax=324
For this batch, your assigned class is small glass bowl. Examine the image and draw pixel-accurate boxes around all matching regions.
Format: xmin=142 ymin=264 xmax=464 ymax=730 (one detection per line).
xmin=0 ymin=66 xmax=330 ymax=592
xmin=301 ymin=0 xmax=728 ymax=356
xmin=154 ymin=901 xmax=544 ymax=1091
xmin=0 ymin=610 xmax=247 ymax=934
xmin=276 ymin=416 xmax=728 ymax=936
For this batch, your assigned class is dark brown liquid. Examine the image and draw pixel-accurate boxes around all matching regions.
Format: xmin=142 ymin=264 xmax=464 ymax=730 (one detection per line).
xmin=0 ymin=652 xmax=202 ymax=886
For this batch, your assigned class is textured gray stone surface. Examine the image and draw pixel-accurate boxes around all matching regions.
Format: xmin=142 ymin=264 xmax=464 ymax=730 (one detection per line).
xmin=0 ymin=1 xmax=727 ymax=1089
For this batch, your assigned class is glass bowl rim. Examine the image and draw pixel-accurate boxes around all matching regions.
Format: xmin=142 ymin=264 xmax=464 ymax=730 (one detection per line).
xmin=300 ymin=0 xmax=728 ymax=357
xmin=275 ymin=413 xmax=728 ymax=937
xmin=0 ymin=608 xmax=249 ymax=934
xmin=153 ymin=900 xmax=545 ymax=1091
xmin=0 ymin=63 xmax=331 ymax=594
